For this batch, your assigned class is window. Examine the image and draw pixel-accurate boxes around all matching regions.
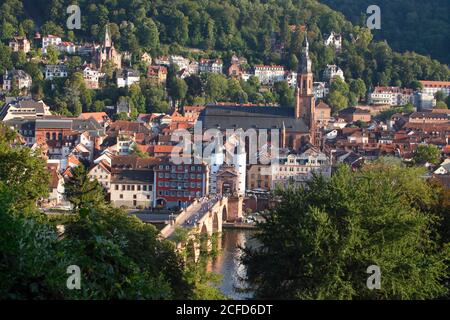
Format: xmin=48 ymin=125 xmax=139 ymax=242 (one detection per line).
xmin=131 ymin=185 xmax=135 ymax=191
xmin=46 ymin=132 xmax=50 ymax=140
xmin=127 ymin=185 xmax=131 ymax=191
xmin=137 ymin=185 xmax=141 ymax=191
xmin=119 ymin=194 xmax=123 ymax=199
xmin=133 ymin=195 xmax=137 ymax=199
xmin=115 ymin=185 xmax=119 ymax=190
xmin=149 ymin=185 xmax=152 ymax=191
xmin=143 ymin=185 xmax=147 ymax=191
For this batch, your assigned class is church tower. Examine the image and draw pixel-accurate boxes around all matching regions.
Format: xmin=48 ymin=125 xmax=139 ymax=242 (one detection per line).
xmin=295 ymin=35 xmax=316 ymax=145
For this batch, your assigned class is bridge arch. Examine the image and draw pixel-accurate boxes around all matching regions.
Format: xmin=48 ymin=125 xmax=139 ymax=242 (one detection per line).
xmin=212 ymin=211 xmax=219 ymax=233
xmin=222 ymin=205 xmax=228 ymax=222
xmin=156 ymin=198 xmax=167 ymax=208
xmin=199 ymin=223 xmax=209 ymax=254
xmin=186 ymin=239 xmax=197 ymax=264
xmin=200 ymin=223 xmax=208 ymax=235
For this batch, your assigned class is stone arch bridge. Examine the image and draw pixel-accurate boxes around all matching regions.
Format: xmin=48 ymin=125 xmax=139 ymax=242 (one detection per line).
xmin=160 ymin=195 xmax=243 ymax=261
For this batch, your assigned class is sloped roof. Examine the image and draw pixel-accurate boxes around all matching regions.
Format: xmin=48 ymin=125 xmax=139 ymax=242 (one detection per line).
xmin=199 ymin=105 xmax=309 ymax=132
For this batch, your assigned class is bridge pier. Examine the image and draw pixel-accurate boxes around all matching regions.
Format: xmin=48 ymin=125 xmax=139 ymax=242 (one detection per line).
xmin=225 ymin=195 xmax=244 ymax=222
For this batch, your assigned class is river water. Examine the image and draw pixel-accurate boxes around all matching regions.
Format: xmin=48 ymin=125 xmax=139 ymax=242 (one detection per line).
xmin=206 ymin=229 xmax=259 ymax=300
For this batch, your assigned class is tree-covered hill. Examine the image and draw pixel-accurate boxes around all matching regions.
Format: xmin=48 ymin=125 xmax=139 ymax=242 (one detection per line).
xmin=0 ymin=0 xmax=449 ymax=104
xmin=320 ymin=0 xmax=450 ymax=65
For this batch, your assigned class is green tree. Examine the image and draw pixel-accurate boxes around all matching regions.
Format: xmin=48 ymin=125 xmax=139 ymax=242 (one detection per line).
xmin=64 ymin=165 xmax=106 ymax=210
xmin=327 ymin=91 xmax=348 ymax=113
xmin=242 ymin=160 xmax=449 ymax=299
xmin=168 ymin=77 xmax=188 ymax=107
xmin=288 ymin=54 xmax=299 ymax=71
xmin=413 ymin=144 xmax=441 ymax=165
xmin=434 ymin=91 xmax=446 ymax=102
xmin=139 ymin=18 xmax=159 ymax=50
xmin=92 ymin=100 xmax=105 ymax=112
xmin=45 ymin=45 xmax=59 ymax=65
xmin=0 ymin=21 xmax=14 ymax=41
xmin=0 ymin=43 xmax=13 ymax=73
xmin=274 ymin=81 xmax=295 ymax=107
xmin=435 ymin=101 xmax=448 ymax=109
xmin=349 ymin=78 xmax=367 ymax=101
xmin=0 ymin=124 xmax=49 ymax=212
xmin=227 ymin=78 xmax=247 ymax=103
xmin=40 ymin=21 xmax=64 ymax=37
xmin=203 ymin=73 xmax=228 ymax=102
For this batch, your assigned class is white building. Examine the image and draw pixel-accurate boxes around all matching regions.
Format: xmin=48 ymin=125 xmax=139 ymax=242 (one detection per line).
xmin=83 ymin=66 xmax=104 ymax=89
xmin=116 ymin=69 xmax=140 ymax=88
xmin=188 ymin=61 xmax=199 ymax=75
xmin=154 ymin=56 xmax=170 ymax=66
xmin=0 ymin=98 xmax=51 ymax=121
xmin=42 ymin=35 xmax=62 ymax=54
xmin=323 ymin=64 xmax=344 ymax=83
xmin=57 ymin=42 xmax=77 ymax=54
xmin=433 ymin=159 xmax=450 ymax=175
xmin=47 ymin=164 xmax=66 ymax=206
xmin=45 ymin=64 xmax=68 ymax=80
xmin=199 ymin=58 xmax=223 ymax=74
xmin=169 ymin=55 xmax=190 ymax=70
xmin=416 ymin=92 xmax=436 ymax=110
xmin=254 ymin=65 xmax=285 ymax=85
xmin=420 ymin=80 xmax=450 ymax=97
xmin=88 ymin=160 xmax=112 ymax=191
xmin=286 ymin=71 xmax=298 ymax=88
xmin=369 ymin=86 xmax=414 ymax=106
xmin=110 ymin=170 xmax=155 ymax=209
xmin=324 ymin=32 xmax=342 ymax=51
xmin=313 ymin=82 xmax=329 ymax=99
xmin=271 ymin=148 xmax=331 ymax=189
xmin=2 ymin=69 xmax=32 ymax=92
xmin=9 ymin=36 xmax=31 ymax=53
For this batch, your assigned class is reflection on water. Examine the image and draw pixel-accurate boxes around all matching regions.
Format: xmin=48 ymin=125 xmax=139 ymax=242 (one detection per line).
xmin=206 ymin=229 xmax=259 ymax=300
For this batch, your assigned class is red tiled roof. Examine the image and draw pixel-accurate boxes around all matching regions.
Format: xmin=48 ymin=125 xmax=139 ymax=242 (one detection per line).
xmin=420 ymin=80 xmax=450 ymax=88
xmin=79 ymin=112 xmax=108 ymax=123
xmin=68 ymin=155 xmax=81 ymax=166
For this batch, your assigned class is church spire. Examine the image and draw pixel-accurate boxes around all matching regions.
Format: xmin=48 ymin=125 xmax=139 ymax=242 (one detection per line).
xmin=304 ymin=33 xmax=309 ymax=52
xmin=299 ymin=33 xmax=312 ymax=74
xmin=104 ymin=24 xmax=112 ymax=48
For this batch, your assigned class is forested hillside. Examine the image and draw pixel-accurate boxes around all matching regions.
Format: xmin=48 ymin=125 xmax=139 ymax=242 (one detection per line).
xmin=0 ymin=0 xmax=449 ymax=116
xmin=0 ymin=0 xmax=448 ymax=86
xmin=320 ymin=0 xmax=450 ymax=65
